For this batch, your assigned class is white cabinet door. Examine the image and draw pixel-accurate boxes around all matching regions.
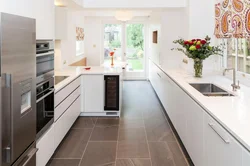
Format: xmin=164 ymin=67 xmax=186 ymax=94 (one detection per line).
xmin=203 ymin=113 xmax=242 ymax=166
xmin=36 ymin=125 xmax=55 ymax=166
xmin=242 ymin=148 xmax=250 ymax=166
xmin=82 ymin=75 xmax=104 ymax=112
xmin=185 ymin=94 xmax=204 ymax=166
xmin=55 ymin=6 xmax=67 ymax=40
xmin=35 ymin=0 xmax=55 ymax=39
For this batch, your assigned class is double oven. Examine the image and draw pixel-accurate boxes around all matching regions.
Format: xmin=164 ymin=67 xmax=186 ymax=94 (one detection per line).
xmin=36 ymin=40 xmax=55 ymax=139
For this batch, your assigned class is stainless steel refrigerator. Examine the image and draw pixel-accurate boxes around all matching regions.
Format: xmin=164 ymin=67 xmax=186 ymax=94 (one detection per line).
xmin=1 ymin=13 xmax=37 ymax=166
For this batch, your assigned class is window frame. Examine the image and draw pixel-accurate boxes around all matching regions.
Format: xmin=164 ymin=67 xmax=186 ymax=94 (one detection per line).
xmin=76 ymin=40 xmax=84 ymax=57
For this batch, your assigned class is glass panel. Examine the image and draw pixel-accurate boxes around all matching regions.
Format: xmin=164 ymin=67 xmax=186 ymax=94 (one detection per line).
xmin=104 ymin=24 xmax=122 ymax=66
xmin=245 ymin=39 xmax=250 ymax=74
xmin=227 ymin=38 xmax=236 ymax=69
xmin=126 ymin=24 xmax=144 ymax=72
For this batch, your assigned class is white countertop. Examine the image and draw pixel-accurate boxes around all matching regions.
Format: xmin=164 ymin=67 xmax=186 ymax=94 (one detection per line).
xmin=154 ymin=63 xmax=250 ymax=151
xmin=55 ymin=66 xmax=123 ymax=93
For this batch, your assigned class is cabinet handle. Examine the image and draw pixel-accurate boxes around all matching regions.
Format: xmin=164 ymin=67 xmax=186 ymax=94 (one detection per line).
xmin=208 ymin=123 xmax=230 ymax=144
xmin=157 ymin=73 xmax=161 ymax=78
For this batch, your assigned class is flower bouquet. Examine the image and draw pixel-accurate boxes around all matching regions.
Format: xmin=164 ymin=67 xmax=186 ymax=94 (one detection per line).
xmin=172 ymin=36 xmax=222 ymax=77
xmin=110 ymin=51 xmax=115 ymax=67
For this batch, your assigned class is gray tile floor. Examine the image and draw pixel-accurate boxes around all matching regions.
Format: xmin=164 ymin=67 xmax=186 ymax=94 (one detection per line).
xmin=47 ymin=81 xmax=189 ymax=166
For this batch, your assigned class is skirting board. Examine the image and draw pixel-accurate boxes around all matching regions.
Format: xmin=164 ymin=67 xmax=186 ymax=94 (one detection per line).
xmin=80 ymin=112 xmax=120 ymax=117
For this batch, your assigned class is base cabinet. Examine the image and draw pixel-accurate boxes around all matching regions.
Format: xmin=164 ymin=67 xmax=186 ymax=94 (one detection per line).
xmin=81 ymin=75 xmax=104 ymax=112
xmin=54 ymin=97 xmax=81 ymax=148
xmin=149 ymin=59 xmax=250 ymax=166
xmin=203 ymin=113 xmax=242 ymax=166
xmin=36 ymin=125 xmax=55 ymax=166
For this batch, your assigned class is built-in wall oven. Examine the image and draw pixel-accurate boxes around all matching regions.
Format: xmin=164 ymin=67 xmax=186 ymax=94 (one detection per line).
xmin=36 ymin=40 xmax=54 ymax=85
xmin=36 ymin=40 xmax=55 ymax=139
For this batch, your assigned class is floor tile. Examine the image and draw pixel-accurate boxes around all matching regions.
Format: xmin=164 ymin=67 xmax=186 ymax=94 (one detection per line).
xmin=119 ymin=119 xmax=144 ymax=129
xmin=116 ymin=158 xmax=151 ymax=166
xmin=53 ymin=129 xmax=92 ymax=158
xmin=90 ymin=126 xmax=119 ymax=141
xmin=46 ymin=159 xmax=80 ymax=166
xmin=118 ymin=128 xmax=147 ymax=142
xmin=148 ymin=142 xmax=175 ymax=166
xmin=80 ymin=142 xmax=116 ymax=166
xmin=95 ymin=118 xmax=120 ymax=127
xmin=117 ymin=141 xmax=150 ymax=158
xmin=144 ymin=118 xmax=176 ymax=142
xmin=72 ymin=117 xmax=95 ymax=129
xmin=120 ymin=109 xmax=143 ymax=120
xmin=168 ymin=142 xmax=189 ymax=166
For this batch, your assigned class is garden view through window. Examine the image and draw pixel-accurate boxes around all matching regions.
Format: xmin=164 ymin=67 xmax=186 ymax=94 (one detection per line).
xmin=104 ymin=23 xmax=145 ymax=71
xmin=226 ymin=39 xmax=250 ymax=74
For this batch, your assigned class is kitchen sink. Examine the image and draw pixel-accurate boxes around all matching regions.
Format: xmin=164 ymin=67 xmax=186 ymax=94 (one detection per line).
xmin=189 ymin=83 xmax=234 ymax=97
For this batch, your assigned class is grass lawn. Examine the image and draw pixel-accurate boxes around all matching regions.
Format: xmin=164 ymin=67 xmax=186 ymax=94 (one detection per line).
xmin=127 ymin=59 xmax=143 ymax=70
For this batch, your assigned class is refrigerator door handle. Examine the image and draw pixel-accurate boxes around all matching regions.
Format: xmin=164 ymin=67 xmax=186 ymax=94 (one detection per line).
xmin=2 ymin=73 xmax=12 ymax=163
xmin=21 ymin=148 xmax=38 ymax=166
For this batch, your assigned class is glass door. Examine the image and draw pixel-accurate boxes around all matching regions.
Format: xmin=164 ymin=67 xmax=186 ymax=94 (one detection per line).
xmin=103 ymin=24 xmax=123 ymax=66
xmin=103 ymin=23 xmax=146 ymax=80
xmin=125 ymin=23 xmax=146 ymax=79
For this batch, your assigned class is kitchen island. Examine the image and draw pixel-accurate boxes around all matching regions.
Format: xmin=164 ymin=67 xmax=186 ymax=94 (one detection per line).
xmin=55 ymin=66 xmax=123 ymax=117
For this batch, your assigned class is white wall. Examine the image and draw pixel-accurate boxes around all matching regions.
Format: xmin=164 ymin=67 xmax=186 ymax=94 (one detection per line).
xmin=181 ymin=0 xmax=222 ymax=74
xmin=84 ymin=17 xmax=102 ymax=66
xmin=55 ymin=10 xmax=85 ymax=70
xmin=83 ymin=0 xmax=186 ymax=8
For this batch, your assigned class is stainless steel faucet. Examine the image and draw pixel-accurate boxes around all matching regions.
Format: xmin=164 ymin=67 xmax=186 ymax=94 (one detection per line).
xmin=223 ymin=68 xmax=240 ymax=91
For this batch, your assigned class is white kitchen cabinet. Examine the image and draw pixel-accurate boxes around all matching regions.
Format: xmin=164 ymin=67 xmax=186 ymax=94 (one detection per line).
xmin=203 ymin=112 xmax=242 ymax=166
xmin=55 ymin=6 xmax=68 ymax=40
xmin=54 ymin=96 xmax=81 ymax=149
xmin=35 ymin=0 xmax=55 ymax=39
xmin=1 ymin=0 xmax=55 ymax=39
xmin=82 ymin=75 xmax=104 ymax=112
xmin=242 ymin=148 xmax=250 ymax=166
xmin=36 ymin=125 xmax=55 ymax=166
xmin=185 ymin=94 xmax=204 ymax=166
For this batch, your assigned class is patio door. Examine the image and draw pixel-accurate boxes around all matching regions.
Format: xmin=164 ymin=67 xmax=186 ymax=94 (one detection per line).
xmin=103 ymin=22 xmax=146 ymax=80
xmin=125 ymin=23 xmax=146 ymax=79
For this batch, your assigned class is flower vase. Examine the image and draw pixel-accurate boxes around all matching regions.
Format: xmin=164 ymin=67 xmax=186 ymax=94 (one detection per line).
xmin=194 ymin=59 xmax=203 ymax=78
xmin=111 ymin=56 xmax=114 ymax=67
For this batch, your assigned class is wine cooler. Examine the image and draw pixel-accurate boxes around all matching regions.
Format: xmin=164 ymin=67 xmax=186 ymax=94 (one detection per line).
xmin=104 ymin=75 xmax=119 ymax=111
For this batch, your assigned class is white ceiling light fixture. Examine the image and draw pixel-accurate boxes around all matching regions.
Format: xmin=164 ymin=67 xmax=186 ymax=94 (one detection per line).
xmin=115 ymin=10 xmax=134 ymax=22
xmin=54 ymin=0 xmax=67 ymax=7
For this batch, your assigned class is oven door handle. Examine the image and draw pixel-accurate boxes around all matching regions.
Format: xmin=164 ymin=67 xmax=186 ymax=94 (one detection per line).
xmin=36 ymin=89 xmax=54 ymax=103
xmin=36 ymin=51 xmax=54 ymax=58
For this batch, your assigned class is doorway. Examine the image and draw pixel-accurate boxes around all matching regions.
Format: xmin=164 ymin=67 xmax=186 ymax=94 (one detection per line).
xmin=103 ymin=22 xmax=147 ymax=80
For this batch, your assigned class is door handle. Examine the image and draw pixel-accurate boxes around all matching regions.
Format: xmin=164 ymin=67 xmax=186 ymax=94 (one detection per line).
xmin=36 ymin=89 xmax=54 ymax=103
xmin=20 ymin=148 xmax=38 ymax=166
xmin=208 ymin=123 xmax=230 ymax=144
xmin=36 ymin=51 xmax=54 ymax=57
xmin=2 ymin=74 xmax=12 ymax=163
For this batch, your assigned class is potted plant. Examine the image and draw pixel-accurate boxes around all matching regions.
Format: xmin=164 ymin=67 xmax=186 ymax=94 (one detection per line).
xmin=172 ymin=36 xmax=222 ymax=77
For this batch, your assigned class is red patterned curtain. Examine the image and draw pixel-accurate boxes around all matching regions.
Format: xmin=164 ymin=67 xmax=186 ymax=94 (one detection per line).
xmin=215 ymin=0 xmax=250 ymax=38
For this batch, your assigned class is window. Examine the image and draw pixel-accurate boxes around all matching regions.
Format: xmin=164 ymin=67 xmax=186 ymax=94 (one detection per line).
xmin=76 ymin=41 xmax=84 ymax=56
xmin=225 ymin=38 xmax=250 ymax=74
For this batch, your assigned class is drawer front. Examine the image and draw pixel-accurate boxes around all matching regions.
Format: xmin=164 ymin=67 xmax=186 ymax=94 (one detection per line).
xmin=54 ymin=96 xmax=81 ymax=150
xmin=36 ymin=125 xmax=55 ymax=166
xmin=55 ymin=86 xmax=81 ymax=121
xmin=55 ymin=77 xmax=80 ymax=107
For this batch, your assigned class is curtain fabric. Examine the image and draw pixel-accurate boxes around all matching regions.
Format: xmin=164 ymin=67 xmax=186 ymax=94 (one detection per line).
xmin=76 ymin=27 xmax=84 ymax=41
xmin=215 ymin=0 xmax=250 ymax=38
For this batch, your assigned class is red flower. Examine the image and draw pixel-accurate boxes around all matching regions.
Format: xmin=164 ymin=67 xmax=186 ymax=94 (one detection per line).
xmin=201 ymin=40 xmax=206 ymax=44
xmin=196 ymin=39 xmax=201 ymax=41
xmin=184 ymin=41 xmax=189 ymax=45
xmin=110 ymin=51 xmax=115 ymax=56
xmin=192 ymin=39 xmax=196 ymax=42
xmin=189 ymin=42 xmax=194 ymax=45
xmin=196 ymin=45 xmax=201 ymax=49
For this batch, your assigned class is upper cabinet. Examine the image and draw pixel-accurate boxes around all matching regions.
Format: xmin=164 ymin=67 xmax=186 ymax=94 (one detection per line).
xmin=35 ymin=0 xmax=55 ymax=39
xmin=55 ymin=6 xmax=68 ymax=40
xmin=0 ymin=0 xmax=55 ymax=40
